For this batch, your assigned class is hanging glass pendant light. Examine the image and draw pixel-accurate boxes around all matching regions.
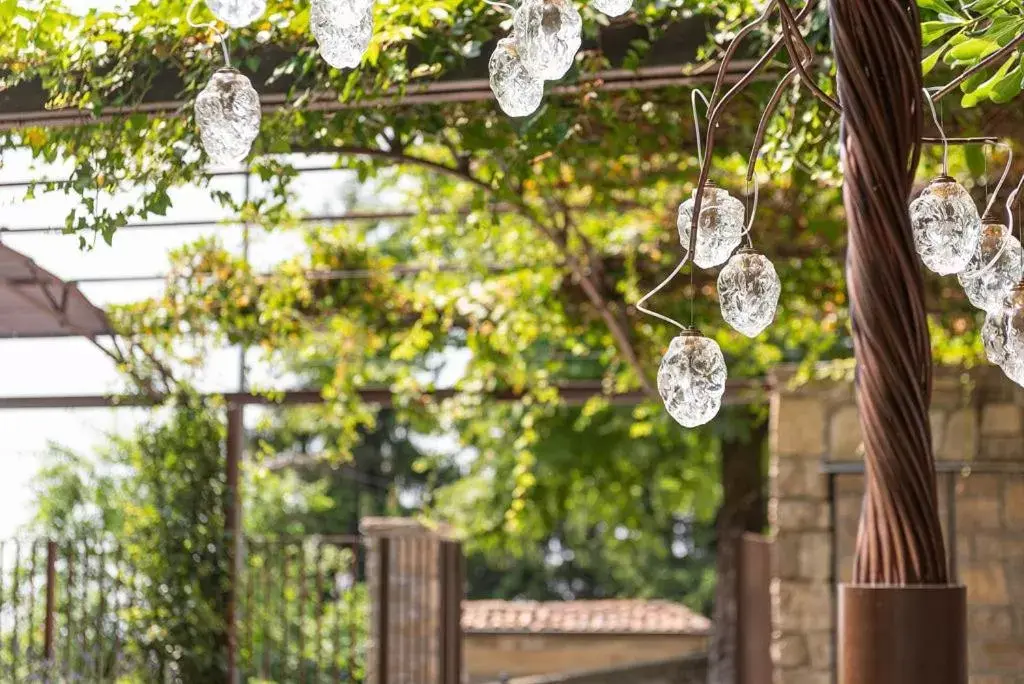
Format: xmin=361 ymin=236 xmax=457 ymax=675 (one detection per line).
xmin=676 ymin=182 xmax=746 ymax=269
xmin=311 ymin=0 xmax=375 ymax=69
xmin=983 ymin=309 xmax=1010 ymax=368
xmin=489 ymin=36 xmax=544 ymax=117
xmin=657 ymin=329 xmax=727 ymax=428
xmin=195 ymin=68 xmax=261 ymax=165
xmin=593 ymin=0 xmax=632 ymax=16
xmin=997 ymin=281 xmax=1024 ymax=386
xmin=909 ymin=176 xmax=982 ymax=275
xmin=513 ymin=0 xmax=583 ymax=81
xmin=958 ymin=220 xmax=1022 ymax=313
xmin=717 ymin=248 xmax=782 ymax=337
xmin=205 ymin=0 xmax=266 ymax=28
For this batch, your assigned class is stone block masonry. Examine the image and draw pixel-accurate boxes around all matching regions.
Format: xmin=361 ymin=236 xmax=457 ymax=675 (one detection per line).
xmin=769 ymin=365 xmax=1024 ymax=684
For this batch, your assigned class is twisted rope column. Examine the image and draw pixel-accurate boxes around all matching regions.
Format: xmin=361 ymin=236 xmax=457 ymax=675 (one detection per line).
xmin=829 ymin=0 xmax=947 ymax=584
xmin=830 ymin=3 xmax=965 ymax=681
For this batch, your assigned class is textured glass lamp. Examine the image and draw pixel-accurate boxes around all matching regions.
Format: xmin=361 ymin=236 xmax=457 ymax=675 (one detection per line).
xmin=311 ymin=0 xmax=375 ymax=69
xmin=489 ymin=36 xmax=544 ymax=117
xmin=718 ymin=248 xmax=782 ymax=337
xmin=206 ymin=0 xmax=266 ymax=28
xmin=593 ymin=0 xmax=632 ymax=16
xmin=676 ymin=182 xmax=746 ymax=269
xmin=958 ymin=221 xmax=1022 ymax=313
xmin=657 ymin=329 xmax=727 ymax=428
xmin=195 ymin=68 xmax=261 ymax=165
xmin=909 ymin=176 xmax=982 ymax=275
xmin=996 ymin=282 xmax=1024 ymax=387
xmin=513 ymin=0 xmax=583 ymax=81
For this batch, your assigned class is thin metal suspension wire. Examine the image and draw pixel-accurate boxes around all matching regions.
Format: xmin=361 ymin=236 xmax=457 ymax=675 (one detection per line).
xmin=636 ymin=251 xmax=692 ymax=331
xmin=688 ymin=88 xmax=711 ymax=327
xmin=692 ymin=89 xmax=710 ymax=168
xmin=482 ymin=0 xmax=516 ymax=11
xmin=960 ymin=142 xmax=1016 ymax=280
xmin=1008 ymin=170 xmax=1024 ymax=277
xmin=187 ymin=0 xmax=232 ymax=67
xmin=982 ymin=141 xmax=1013 ymax=220
xmin=922 ymin=87 xmax=948 ymax=175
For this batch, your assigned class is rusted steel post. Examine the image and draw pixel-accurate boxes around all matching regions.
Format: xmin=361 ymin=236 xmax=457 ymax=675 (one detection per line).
xmin=377 ymin=537 xmax=391 ymax=684
xmin=43 ymin=540 xmax=56 ymax=663
xmin=225 ymin=404 xmax=243 ymax=684
xmin=828 ymin=0 xmax=966 ymax=681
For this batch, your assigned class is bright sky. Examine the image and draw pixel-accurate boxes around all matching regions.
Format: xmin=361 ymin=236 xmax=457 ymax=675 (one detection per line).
xmin=0 ymin=146 xmax=412 ymax=537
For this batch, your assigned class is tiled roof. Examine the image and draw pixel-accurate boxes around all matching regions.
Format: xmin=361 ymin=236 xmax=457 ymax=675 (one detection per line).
xmin=461 ymin=599 xmax=711 ymax=636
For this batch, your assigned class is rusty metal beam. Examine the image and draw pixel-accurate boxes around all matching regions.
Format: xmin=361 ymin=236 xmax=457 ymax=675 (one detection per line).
xmin=0 ymin=378 xmax=771 ymax=410
xmin=0 ymin=18 xmax=767 ymax=129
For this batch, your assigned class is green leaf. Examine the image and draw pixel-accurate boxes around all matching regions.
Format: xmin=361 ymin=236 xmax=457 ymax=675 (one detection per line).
xmin=922 ymin=49 xmax=943 ymax=75
xmin=917 ymin=0 xmax=964 ymax=18
xmin=989 ymin=65 xmax=1023 ymax=104
xmin=921 ymin=21 xmax=959 ymax=46
xmin=946 ymin=38 xmax=1000 ymax=64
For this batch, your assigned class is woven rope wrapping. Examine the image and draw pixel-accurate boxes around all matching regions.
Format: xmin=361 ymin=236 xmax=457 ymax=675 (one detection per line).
xmin=829 ymin=0 xmax=949 ymax=584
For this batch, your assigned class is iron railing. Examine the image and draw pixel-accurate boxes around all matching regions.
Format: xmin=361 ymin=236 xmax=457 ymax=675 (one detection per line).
xmin=0 ymin=534 xmax=464 ymax=683
xmin=0 ymin=536 xmax=369 ymax=683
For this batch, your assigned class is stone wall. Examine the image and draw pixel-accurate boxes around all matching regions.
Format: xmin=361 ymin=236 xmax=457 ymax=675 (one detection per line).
xmin=483 ymin=653 xmax=707 ymax=684
xmin=769 ymin=365 xmax=1024 ymax=684
xmin=466 ymin=633 xmax=708 ymax=683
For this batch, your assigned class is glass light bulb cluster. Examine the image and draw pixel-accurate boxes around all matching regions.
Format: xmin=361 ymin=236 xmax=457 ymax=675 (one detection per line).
xmin=206 ymin=0 xmax=265 ymax=28
xmin=717 ymin=249 xmax=782 ymax=337
xmin=593 ymin=0 xmax=633 ymax=17
xmin=489 ymin=36 xmax=545 ymax=118
xmin=958 ymin=222 xmax=1022 ymax=313
xmin=488 ymin=0 xmax=582 ymax=116
xmin=676 ymin=184 xmax=746 ymax=269
xmin=194 ymin=68 xmax=262 ymax=165
xmin=657 ymin=330 xmax=727 ymax=428
xmin=512 ymin=0 xmax=583 ymax=81
xmin=909 ymin=176 xmax=982 ymax=275
xmin=311 ymin=0 xmax=376 ymax=69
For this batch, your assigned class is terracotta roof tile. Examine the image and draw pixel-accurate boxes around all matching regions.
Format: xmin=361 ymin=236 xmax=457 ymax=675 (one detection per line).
xmin=461 ymin=599 xmax=711 ymax=635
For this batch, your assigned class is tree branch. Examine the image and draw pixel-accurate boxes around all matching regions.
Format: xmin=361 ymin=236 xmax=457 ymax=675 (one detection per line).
xmin=932 ymin=32 xmax=1024 ymax=101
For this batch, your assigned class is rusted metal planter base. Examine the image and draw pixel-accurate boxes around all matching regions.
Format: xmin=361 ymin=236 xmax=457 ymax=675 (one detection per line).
xmin=840 ymin=585 xmax=966 ymax=684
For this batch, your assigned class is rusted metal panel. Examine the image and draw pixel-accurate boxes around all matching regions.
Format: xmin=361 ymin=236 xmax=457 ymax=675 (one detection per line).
xmin=737 ymin=534 xmax=772 ymax=684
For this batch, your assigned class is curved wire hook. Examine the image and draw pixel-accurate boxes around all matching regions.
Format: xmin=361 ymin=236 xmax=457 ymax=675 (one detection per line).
xmin=965 ymin=166 xmax=1024 ymax=281
xmin=922 ymin=87 xmax=948 ymax=176
xmin=691 ymin=89 xmax=710 ymax=168
xmin=981 ymin=141 xmax=1013 ymax=221
xmin=637 ymin=251 xmax=692 ymax=331
xmin=482 ymin=0 xmax=516 ymax=11
xmin=187 ymin=0 xmax=232 ymax=67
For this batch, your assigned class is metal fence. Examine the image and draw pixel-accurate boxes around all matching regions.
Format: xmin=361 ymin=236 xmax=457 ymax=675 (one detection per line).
xmin=0 ymin=536 xmax=370 ymax=682
xmin=0 ymin=534 xmax=464 ymax=683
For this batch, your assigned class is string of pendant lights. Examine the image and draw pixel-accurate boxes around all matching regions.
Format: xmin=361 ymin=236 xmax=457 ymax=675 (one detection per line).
xmin=190 ymin=0 xmax=632 ymax=164
xmin=639 ymin=91 xmax=782 ymax=428
xmin=643 ymin=82 xmax=1024 ymax=431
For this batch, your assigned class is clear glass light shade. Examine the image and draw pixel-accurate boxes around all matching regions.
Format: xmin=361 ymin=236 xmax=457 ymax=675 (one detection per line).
xmin=489 ymin=37 xmax=544 ymax=117
xmin=958 ymin=223 xmax=1022 ymax=313
xmin=657 ymin=332 xmax=727 ymax=428
xmin=676 ymin=185 xmax=746 ymax=269
xmin=983 ymin=309 xmax=1010 ymax=368
xmin=311 ymin=0 xmax=375 ymax=69
xmin=909 ymin=177 xmax=982 ymax=275
xmin=593 ymin=0 xmax=632 ymax=16
xmin=206 ymin=0 xmax=266 ymax=28
xmin=998 ymin=285 xmax=1024 ymax=387
xmin=717 ymin=250 xmax=782 ymax=337
xmin=195 ymin=69 xmax=261 ymax=165
xmin=513 ymin=0 xmax=583 ymax=81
